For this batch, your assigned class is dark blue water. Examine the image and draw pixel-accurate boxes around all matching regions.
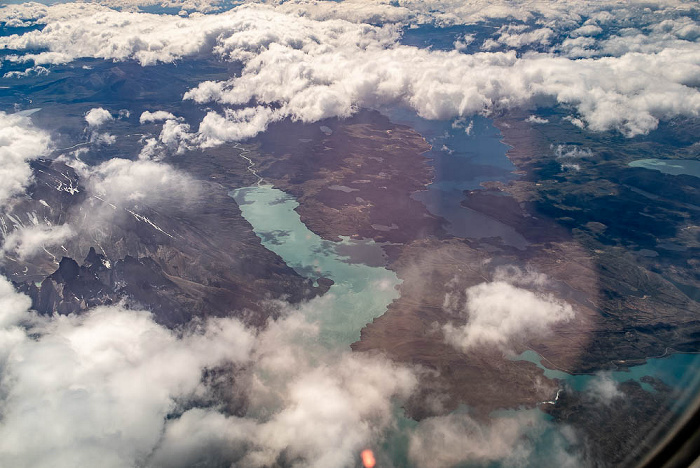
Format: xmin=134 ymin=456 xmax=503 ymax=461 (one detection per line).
xmin=379 ymin=106 xmax=528 ymax=248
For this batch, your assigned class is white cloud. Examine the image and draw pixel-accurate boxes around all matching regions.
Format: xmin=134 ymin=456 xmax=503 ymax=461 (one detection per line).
xmin=558 ymin=36 xmax=598 ymax=58
xmin=273 ymin=0 xmax=413 ymax=25
xmin=83 ymin=157 xmax=199 ymax=208
xmin=492 ymin=265 xmax=550 ymax=288
xmin=0 ymin=276 xmax=32 ymax=330
xmin=553 ymin=144 xmax=593 ymax=159
xmin=452 ymin=117 xmax=473 ymax=134
xmin=84 ymin=108 xmax=114 ymax=128
xmin=108 ymin=0 xmax=224 ymax=14
xmin=137 ymin=137 xmax=162 ymax=160
xmin=2 ymin=2 xmax=698 ymax=139
xmin=0 ymin=277 xmax=35 ymax=374
xmin=480 ymin=38 xmax=499 ymax=50
xmin=244 ymin=350 xmax=416 ymax=468
xmin=407 ymin=407 xmax=581 ymax=468
xmin=1 ymin=0 xmax=696 ymax=31
xmin=2 ymin=65 xmax=50 ymax=79
xmin=587 ymin=373 xmax=623 ymax=405
xmin=138 ymin=112 xmax=193 ymax=156
xmin=651 ymin=17 xmax=700 ymax=41
xmin=4 ymin=51 xmax=72 ymax=66
xmin=552 ymin=144 xmax=592 ymax=170
xmin=0 ymin=277 xmax=419 ymax=468
xmin=195 ymin=107 xmax=283 ymax=147
xmin=408 ymin=412 xmax=538 ymax=468
xmin=158 ymin=119 xmax=194 ymax=153
xmin=146 ymin=409 xmax=254 ymax=468
xmin=139 ymin=110 xmax=179 ymax=124
xmin=488 ymin=25 xmax=555 ymax=49
xmin=89 ymin=132 xmax=117 ymax=145
xmin=46 ymin=156 xmax=202 ymax=245
xmin=0 ymin=4 xmax=300 ymax=66
xmin=0 ymin=3 xmax=51 ymax=28
xmin=563 ymin=115 xmax=586 ymax=129
xmin=274 ymin=0 xmax=696 ymax=32
xmin=0 ymin=111 xmax=52 ymax=209
xmin=571 ymin=24 xmax=603 ymax=37
xmin=453 ymin=33 xmax=474 ymax=51
xmin=443 ymin=267 xmax=575 ymax=352
xmin=526 ymin=115 xmax=549 ymax=124
xmin=83 ymin=108 xmax=116 ymax=145
xmin=145 ymin=309 xmax=418 ymax=468
xmin=0 ymin=302 xmax=256 ymax=468
xmin=560 ymin=162 xmax=581 ymax=171
xmin=184 ymin=11 xmax=700 ymax=139
xmin=1 ymin=223 xmax=74 ymax=261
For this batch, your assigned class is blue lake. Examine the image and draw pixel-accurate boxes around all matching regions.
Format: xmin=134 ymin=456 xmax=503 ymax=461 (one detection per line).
xmin=379 ymin=107 xmax=528 ymax=248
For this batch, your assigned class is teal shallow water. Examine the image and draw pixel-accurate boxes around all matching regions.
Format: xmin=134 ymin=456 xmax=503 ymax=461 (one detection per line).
xmin=515 ymin=350 xmax=700 ymax=408
xmin=629 ymin=158 xmax=700 ymax=178
xmin=231 ymin=184 xmax=400 ymax=347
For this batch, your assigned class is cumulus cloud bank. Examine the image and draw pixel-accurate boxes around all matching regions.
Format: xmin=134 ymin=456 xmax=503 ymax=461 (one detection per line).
xmin=0 ymin=111 xmax=52 ymax=209
xmin=183 ymin=14 xmax=700 ymax=139
xmin=443 ymin=267 xmax=575 ymax=352
xmin=0 ymin=299 xmax=255 ymax=468
xmin=0 ymin=278 xmax=419 ymax=468
xmin=1 ymin=1 xmax=699 ymax=140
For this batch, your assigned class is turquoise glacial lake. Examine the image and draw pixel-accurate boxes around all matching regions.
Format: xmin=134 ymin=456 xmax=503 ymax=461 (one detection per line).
xmin=231 ymin=184 xmax=400 ymax=347
xmin=515 ymin=350 xmax=700 ymax=409
xmin=629 ymin=158 xmax=700 ymax=178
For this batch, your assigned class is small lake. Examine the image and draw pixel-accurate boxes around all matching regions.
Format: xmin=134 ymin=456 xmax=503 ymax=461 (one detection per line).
xmin=629 ymin=158 xmax=700 ymax=178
